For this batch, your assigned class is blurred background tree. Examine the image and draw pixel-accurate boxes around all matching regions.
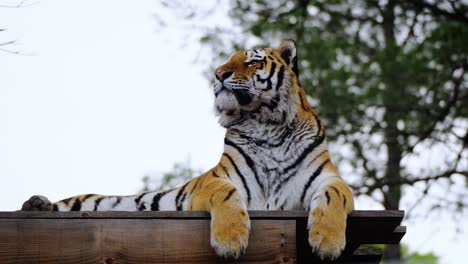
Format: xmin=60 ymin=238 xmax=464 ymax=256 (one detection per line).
xmin=141 ymin=159 xmax=202 ymax=192
xmin=149 ymin=0 xmax=468 ymax=262
xmin=363 ymin=244 xmax=439 ymax=264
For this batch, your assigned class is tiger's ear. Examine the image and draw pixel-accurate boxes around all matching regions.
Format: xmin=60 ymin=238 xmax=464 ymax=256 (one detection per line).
xmin=278 ymin=39 xmax=299 ymax=77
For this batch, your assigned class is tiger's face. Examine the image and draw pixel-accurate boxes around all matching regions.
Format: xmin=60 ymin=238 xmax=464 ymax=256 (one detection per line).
xmin=213 ymin=40 xmax=300 ymax=127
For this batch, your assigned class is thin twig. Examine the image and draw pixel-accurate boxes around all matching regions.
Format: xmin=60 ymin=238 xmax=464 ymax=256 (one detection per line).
xmin=406 ymin=0 xmax=468 ymax=24
xmin=0 ymin=0 xmax=38 ymax=8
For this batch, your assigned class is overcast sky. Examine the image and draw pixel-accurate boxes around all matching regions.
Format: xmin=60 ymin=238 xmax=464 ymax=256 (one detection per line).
xmin=1 ymin=1 xmax=467 ymax=263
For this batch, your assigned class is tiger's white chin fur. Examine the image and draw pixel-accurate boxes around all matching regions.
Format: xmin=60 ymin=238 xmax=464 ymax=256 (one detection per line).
xmin=214 ymin=89 xmax=243 ymax=127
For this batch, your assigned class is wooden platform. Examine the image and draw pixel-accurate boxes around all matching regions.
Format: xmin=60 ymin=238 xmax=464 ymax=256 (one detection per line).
xmin=0 ymin=210 xmax=405 ymax=263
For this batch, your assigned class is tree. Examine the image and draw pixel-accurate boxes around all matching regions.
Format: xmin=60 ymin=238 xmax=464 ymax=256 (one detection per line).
xmin=141 ymin=159 xmax=202 ymax=192
xmin=157 ymin=0 xmax=468 ymax=262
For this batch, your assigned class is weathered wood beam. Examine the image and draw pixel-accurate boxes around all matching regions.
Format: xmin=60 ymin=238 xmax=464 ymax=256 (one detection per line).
xmin=0 ymin=210 xmax=405 ymax=263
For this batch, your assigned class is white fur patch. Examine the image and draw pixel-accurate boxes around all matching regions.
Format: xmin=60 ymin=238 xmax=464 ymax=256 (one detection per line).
xmin=245 ymin=49 xmax=266 ymax=63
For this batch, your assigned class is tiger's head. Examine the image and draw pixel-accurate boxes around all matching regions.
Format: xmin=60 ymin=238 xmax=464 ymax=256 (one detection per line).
xmin=213 ymin=40 xmax=308 ymax=128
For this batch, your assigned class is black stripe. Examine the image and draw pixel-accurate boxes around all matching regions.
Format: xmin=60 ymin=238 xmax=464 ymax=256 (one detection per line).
xmin=94 ymin=197 xmax=104 ymax=211
xmin=262 ymin=94 xmax=280 ymax=110
xmin=299 ymin=92 xmax=309 ymax=111
xmin=224 ymin=138 xmax=264 ymax=191
xmin=311 ymin=111 xmax=322 ymax=137
xmin=237 ymin=126 xmax=291 ymax=148
xmin=245 ymin=57 xmax=266 ymax=66
xmin=223 ymin=188 xmax=236 ymax=203
xmin=60 ymin=197 xmax=72 ymax=206
xmin=52 ymin=204 xmax=59 ymax=211
xmin=212 ymin=171 xmax=220 ymax=178
xmin=83 ymin=194 xmax=95 ymax=200
xmin=138 ymin=203 xmax=146 ymax=211
xmin=261 ymin=110 xmax=287 ymax=125
xmin=274 ymin=136 xmax=325 ymax=192
xmin=151 ymin=192 xmax=168 ymax=211
xmin=325 ymin=191 xmax=331 ymax=205
xmin=268 ymin=62 xmax=277 ymax=79
xmin=258 ymin=62 xmax=264 ymax=70
xmin=329 ymin=186 xmax=340 ymax=197
xmin=256 ymin=62 xmax=276 ymax=91
xmin=282 ymin=136 xmax=325 ymax=175
xmin=179 ymin=192 xmax=188 ymax=210
xmin=343 ymin=196 xmax=347 ymax=208
xmin=307 ymin=150 xmax=328 ymax=167
xmin=300 ymin=159 xmax=330 ymax=205
xmin=276 ymin=65 xmax=285 ymax=91
xmin=70 ymin=199 xmax=82 ymax=211
xmin=279 ymin=200 xmax=286 ymax=210
xmin=191 ymin=178 xmax=201 ymax=192
xmin=134 ymin=192 xmax=148 ymax=205
xmin=175 ymin=183 xmax=189 ymax=211
xmin=112 ymin=197 xmax=122 ymax=208
xmin=223 ymin=153 xmax=252 ymax=203
xmin=220 ymin=164 xmax=231 ymax=178
xmin=260 ymin=126 xmax=292 ymax=148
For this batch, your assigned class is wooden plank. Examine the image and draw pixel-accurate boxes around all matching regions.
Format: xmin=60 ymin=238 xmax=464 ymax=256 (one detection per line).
xmin=294 ymin=210 xmax=404 ymax=263
xmin=0 ymin=210 xmax=405 ymax=263
xmin=0 ymin=219 xmax=296 ymax=264
xmin=0 ymin=210 xmax=404 ymax=219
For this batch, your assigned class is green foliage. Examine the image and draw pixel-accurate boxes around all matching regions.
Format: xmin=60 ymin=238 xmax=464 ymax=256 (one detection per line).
xmin=362 ymin=244 xmax=438 ymax=264
xmin=155 ymin=1 xmax=468 ymax=261
xmin=141 ymin=160 xmax=202 ymax=192
xmin=203 ymin=0 xmax=468 ymax=210
xmin=405 ymin=251 xmax=438 ymax=264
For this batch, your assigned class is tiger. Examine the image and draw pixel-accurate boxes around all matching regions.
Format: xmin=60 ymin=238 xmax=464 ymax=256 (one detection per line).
xmin=21 ymin=40 xmax=354 ymax=260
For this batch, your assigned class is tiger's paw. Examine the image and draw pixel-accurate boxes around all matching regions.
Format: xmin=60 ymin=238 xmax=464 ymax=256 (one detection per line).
xmin=307 ymin=207 xmax=347 ymax=260
xmin=21 ymin=195 xmax=53 ymax=211
xmin=210 ymin=212 xmax=250 ymax=259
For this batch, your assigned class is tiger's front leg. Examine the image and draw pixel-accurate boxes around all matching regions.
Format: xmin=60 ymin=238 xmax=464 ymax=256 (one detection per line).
xmin=307 ymin=177 xmax=354 ymax=260
xmin=190 ymin=170 xmax=250 ymax=259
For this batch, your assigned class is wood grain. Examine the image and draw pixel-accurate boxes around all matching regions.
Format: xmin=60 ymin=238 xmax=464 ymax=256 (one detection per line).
xmin=0 ymin=219 xmax=296 ymax=264
xmin=0 ymin=210 xmax=404 ymax=219
xmin=0 ymin=210 xmax=405 ymax=263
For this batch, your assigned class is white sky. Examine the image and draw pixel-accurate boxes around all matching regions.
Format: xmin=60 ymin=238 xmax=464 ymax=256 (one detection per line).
xmin=0 ymin=0 xmax=225 ymax=204
xmin=0 ymin=0 xmax=467 ymax=263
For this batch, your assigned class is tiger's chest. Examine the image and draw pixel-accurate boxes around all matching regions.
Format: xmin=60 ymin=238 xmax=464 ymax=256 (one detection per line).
xmin=243 ymin=136 xmax=321 ymax=210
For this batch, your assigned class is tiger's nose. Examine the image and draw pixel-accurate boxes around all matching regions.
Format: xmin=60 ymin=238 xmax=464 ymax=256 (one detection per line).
xmin=215 ymin=70 xmax=233 ymax=81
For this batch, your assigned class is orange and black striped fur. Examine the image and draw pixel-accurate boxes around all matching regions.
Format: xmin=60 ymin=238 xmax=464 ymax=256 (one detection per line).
xmin=22 ymin=40 xmax=354 ymax=260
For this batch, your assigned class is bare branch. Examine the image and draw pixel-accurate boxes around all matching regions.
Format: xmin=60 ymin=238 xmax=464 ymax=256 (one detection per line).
xmin=404 ymin=62 xmax=466 ymax=155
xmin=0 ymin=40 xmax=31 ymax=55
xmin=366 ymin=170 xmax=467 ymax=193
xmin=351 ymin=139 xmax=377 ymax=179
xmin=401 ymin=9 xmax=421 ymax=47
xmin=404 ymin=183 xmax=431 ymax=219
xmin=0 ymin=40 xmax=16 ymax=46
xmin=0 ymin=0 xmax=38 ymax=8
xmin=314 ymin=2 xmax=382 ymax=25
xmin=0 ymin=47 xmax=21 ymax=55
xmin=406 ymin=0 xmax=468 ymax=24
